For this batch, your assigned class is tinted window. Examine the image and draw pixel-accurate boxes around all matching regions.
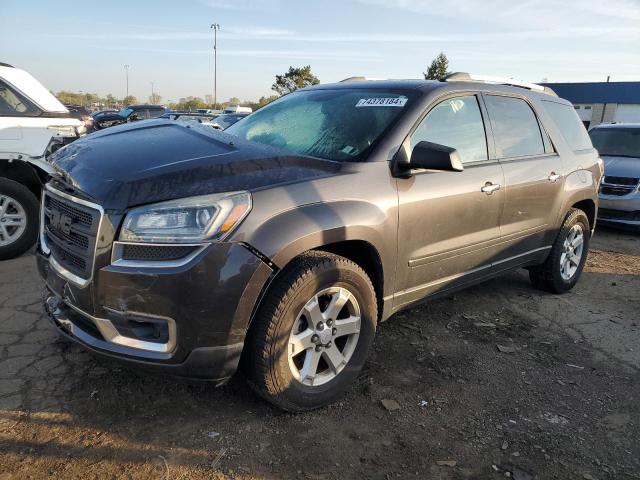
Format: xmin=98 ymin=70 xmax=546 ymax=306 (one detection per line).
xmin=589 ymin=128 xmax=640 ymax=158
xmin=226 ymin=89 xmax=415 ymax=162
xmin=0 ymin=80 xmax=39 ymax=116
xmin=410 ymin=95 xmax=488 ymax=164
xmin=148 ymin=108 xmax=165 ymax=118
xmin=542 ymin=100 xmax=592 ymax=151
xmin=131 ymin=109 xmax=148 ymax=120
xmin=485 ymin=95 xmax=545 ymax=158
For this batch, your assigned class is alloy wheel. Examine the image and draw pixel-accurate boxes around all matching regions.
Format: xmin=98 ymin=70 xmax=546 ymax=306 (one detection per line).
xmin=560 ymin=224 xmax=584 ymax=281
xmin=288 ymin=286 xmax=361 ymax=387
xmin=0 ymin=194 xmax=27 ymax=247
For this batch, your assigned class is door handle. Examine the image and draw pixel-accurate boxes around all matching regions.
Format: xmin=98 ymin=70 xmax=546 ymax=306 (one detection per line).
xmin=548 ymin=172 xmax=561 ymax=182
xmin=481 ymin=182 xmax=501 ymax=194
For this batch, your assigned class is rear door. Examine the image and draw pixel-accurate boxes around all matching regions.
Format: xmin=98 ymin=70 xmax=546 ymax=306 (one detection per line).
xmin=482 ymin=94 xmax=564 ymax=268
xmin=394 ymin=94 xmax=505 ymax=309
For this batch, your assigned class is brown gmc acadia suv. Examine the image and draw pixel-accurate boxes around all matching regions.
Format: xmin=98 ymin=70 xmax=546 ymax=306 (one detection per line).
xmin=38 ymin=73 xmax=602 ymax=411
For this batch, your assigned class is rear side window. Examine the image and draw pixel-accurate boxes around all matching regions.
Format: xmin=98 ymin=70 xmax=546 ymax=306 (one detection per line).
xmin=0 ymin=80 xmax=40 ymax=117
xmin=484 ymin=95 xmax=545 ymax=158
xmin=542 ymin=100 xmax=592 ymax=151
xmin=411 ymin=95 xmax=488 ymax=164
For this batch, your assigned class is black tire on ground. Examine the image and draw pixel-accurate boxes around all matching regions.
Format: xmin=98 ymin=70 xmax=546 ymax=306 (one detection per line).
xmin=0 ymin=178 xmax=40 ymax=260
xmin=529 ymin=208 xmax=591 ymax=294
xmin=243 ymin=251 xmax=377 ymax=411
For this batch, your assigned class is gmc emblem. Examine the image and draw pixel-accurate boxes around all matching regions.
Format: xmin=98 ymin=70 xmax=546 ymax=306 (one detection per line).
xmin=47 ymin=210 xmax=73 ymax=235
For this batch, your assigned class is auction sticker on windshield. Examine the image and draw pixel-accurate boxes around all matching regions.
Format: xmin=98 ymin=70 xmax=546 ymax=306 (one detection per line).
xmin=356 ymin=97 xmax=408 ymax=107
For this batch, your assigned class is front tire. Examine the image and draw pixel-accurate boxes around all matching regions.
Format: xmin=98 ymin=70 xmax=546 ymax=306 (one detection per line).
xmin=529 ymin=208 xmax=590 ymax=293
xmin=0 ymin=178 xmax=39 ymax=260
xmin=243 ymin=251 xmax=377 ymax=411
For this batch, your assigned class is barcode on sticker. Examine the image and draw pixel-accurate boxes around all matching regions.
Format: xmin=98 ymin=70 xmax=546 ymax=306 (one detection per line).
xmin=356 ymin=97 xmax=407 ymax=107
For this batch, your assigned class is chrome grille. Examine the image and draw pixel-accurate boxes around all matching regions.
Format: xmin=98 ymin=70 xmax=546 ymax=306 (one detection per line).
xmin=42 ymin=189 xmax=101 ymax=280
xmin=600 ymin=176 xmax=639 ymax=197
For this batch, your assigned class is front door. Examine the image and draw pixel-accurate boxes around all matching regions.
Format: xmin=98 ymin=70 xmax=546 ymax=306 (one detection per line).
xmin=394 ymin=94 xmax=505 ymax=310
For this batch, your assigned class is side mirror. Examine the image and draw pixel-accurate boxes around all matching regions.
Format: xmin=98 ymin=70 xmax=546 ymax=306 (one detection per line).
xmin=409 ymin=141 xmax=464 ymax=172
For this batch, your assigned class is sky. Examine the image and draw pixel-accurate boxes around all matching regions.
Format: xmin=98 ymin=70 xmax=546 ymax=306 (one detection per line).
xmin=1 ymin=0 xmax=639 ymax=103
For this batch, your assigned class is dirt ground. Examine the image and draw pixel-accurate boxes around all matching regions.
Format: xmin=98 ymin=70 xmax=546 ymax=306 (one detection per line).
xmin=0 ymin=226 xmax=638 ymax=480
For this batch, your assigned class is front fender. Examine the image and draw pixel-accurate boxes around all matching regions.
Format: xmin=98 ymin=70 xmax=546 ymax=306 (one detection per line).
xmin=234 ymin=194 xmax=397 ymax=301
xmin=251 ymin=200 xmax=390 ymax=268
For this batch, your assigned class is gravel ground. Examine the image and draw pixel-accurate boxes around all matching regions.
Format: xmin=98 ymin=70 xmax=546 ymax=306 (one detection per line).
xmin=0 ymin=226 xmax=638 ymax=479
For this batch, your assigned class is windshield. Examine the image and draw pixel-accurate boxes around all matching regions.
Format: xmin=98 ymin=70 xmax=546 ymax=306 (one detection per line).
xmin=118 ymin=107 xmax=133 ymax=118
xmin=226 ymin=88 xmax=414 ymax=161
xmin=589 ymin=128 xmax=640 ymax=158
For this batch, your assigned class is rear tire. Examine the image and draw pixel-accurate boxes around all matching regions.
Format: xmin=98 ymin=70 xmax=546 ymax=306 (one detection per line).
xmin=0 ymin=178 xmax=39 ymax=260
xmin=243 ymin=251 xmax=377 ymax=411
xmin=529 ymin=208 xmax=590 ymax=293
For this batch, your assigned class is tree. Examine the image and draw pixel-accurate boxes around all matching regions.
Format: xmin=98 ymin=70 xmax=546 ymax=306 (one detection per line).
xmin=105 ymin=94 xmax=117 ymax=108
xmin=178 ymin=97 xmax=207 ymax=111
xmin=149 ymin=93 xmax=162 ymax=104
xmin=123 ymin=95 xmax=137 ymax=106
xmin=272 ymin=65 xmax=320 ymax=96
xmin=424 ymin=52 xmax=450 ymax=81
xmin=258 ymin=95 xmax=279 ymax=107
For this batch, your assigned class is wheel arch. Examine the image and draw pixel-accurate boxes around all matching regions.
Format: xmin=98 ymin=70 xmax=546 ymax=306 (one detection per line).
xmin=0 ymin=159 xmax=46 ymax=198
xmin=571 ymin=198 xmax=596 ymax=231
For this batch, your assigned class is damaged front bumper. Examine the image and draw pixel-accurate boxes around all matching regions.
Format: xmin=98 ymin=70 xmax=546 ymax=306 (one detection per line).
xmin=37 ymin=240 xmax=273 ymax=382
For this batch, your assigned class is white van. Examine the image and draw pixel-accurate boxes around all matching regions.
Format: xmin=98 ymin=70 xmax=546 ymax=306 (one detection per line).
xmin=0 ymin=63 xmax=84 ymax=259
xmin=223 ymin=105 xmax=252 ymax=114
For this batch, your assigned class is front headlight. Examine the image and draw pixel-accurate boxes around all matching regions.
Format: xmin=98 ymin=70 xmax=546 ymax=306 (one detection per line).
xmin=119 ymin=192 xmax=251 ymax=243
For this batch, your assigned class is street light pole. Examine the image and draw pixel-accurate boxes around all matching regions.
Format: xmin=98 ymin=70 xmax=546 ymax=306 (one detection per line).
xmin=210 ymin=23 xmax=220 ymax=109
xmin=124 ymin=64 xmax=130 ymax=99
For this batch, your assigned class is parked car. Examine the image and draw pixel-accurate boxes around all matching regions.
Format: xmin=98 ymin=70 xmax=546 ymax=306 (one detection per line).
xmin=93 ymin=104 xmax=167 ymax=130
xmin=38 ymin=73 xmax=601 ymax=411
xmin=161 ymin=112 xmax=219 ymax=128
xmin=65 ymin=105 xmax=94 ymax=132
xmin=91 ymin=109 xmax=118 ymax=118
xmin=223 ymin=105 xmax=252 ymax=114
xmin=589 ymin=123 xmax=640 ymax=230
xmin=195 ymin=108 xmax=221 ymax=115
xmin=212 ymin=112 xmax=249 ymax=129
xmin=0 ymin=62 xmax=84 ymax=259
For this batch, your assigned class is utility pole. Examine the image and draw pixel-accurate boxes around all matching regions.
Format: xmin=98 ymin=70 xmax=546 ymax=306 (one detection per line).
xmin=151 ymin=81 xmax=154 ymax=103
xmin=210 ymin=23 xmax=220 ymax=109
xmin=124 ymin=64 xmax=130 ymax=99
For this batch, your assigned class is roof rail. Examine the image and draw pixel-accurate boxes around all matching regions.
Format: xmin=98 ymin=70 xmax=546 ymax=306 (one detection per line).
xmin=340 ymin=76 xmax=368 ymax=82
xmin=445 ymin=72 xmax=556 ymax=96
xmin=339 ymin=76 xmax=388 ymax=82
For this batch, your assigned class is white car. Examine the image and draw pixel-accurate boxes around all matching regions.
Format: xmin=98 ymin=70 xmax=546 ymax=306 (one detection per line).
xmin=223 ymin=105 xmax=252 ymax=114
xmin=0 ymin=63 xmax=84 ymax=259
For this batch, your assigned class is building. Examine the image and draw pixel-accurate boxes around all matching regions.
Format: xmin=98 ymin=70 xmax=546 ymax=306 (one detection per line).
xmin=541 ymin=81 xmax=640 ymax=129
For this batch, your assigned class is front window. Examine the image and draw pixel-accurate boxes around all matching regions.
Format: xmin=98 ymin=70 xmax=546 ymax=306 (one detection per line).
xmin=410 ymin=95 xmax=488 ymax=164
xmin=589 ymin=128 xmax=640 ymax=158
xmin=226 ymin=88 xmax=414 ymax=162
xmin=0 ymin=80 xmax=40 ymax=116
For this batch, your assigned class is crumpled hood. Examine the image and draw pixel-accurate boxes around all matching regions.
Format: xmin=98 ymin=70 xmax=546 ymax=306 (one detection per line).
xmin=49 ymin=119 xmax=341 ymax=210
xmin=602 ymin=155 xmax=640 ymax=180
